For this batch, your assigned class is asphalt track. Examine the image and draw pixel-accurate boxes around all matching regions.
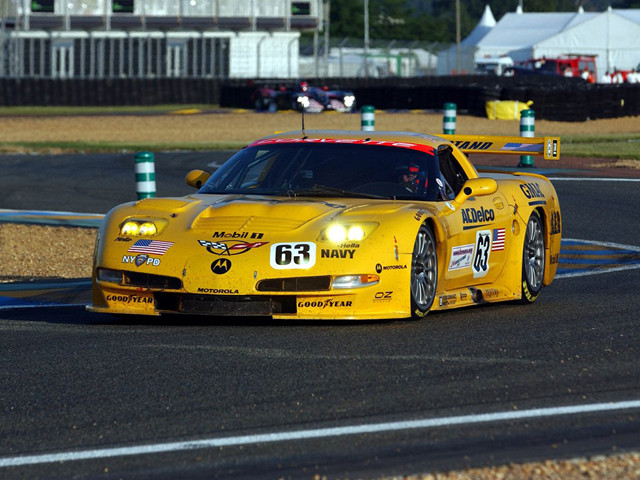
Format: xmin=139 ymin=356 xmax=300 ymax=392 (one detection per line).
xmin=0 ymin=152 xmax=639 ymax=479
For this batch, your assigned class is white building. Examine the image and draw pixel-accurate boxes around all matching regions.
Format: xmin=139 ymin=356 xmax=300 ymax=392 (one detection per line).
xmin=0 ymin=0 xmax=321 ymax=78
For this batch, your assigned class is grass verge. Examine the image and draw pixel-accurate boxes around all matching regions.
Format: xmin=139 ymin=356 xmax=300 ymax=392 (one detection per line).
xmin=561 ymin=134 xmax=640 ymax=160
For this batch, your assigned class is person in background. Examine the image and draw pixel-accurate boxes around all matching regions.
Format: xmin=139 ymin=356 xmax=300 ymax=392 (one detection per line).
xmin=600 ymin=71 xmax=612 ymax=84
xmin=581 ymin=67 xmax=594 ymax=83
xmin=611 ymin=69 xmax=624 ymax=84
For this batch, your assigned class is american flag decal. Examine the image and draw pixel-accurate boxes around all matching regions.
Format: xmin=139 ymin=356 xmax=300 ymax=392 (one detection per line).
xmin=127 ymin=239 xmax=174 ymax=255
xmin=492 ymin=228 xmax=505 ymax=251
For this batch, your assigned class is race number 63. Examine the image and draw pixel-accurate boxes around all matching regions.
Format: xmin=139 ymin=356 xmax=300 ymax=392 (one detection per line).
xmin=270 ymin=242 xmax=316 ymax=269
xmin=473 ymin=230 xmax=492 ymax=278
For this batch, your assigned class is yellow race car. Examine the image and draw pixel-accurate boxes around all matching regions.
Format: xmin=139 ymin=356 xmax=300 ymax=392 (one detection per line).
xmin=88 ymin=130 xmax=561 ymax=320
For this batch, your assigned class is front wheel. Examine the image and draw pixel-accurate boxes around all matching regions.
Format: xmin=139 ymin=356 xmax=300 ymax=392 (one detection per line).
xmin=410 ymin=224 xmax=438 ymax=319
xmin=520 ymin=210 xmax=545 ymax=303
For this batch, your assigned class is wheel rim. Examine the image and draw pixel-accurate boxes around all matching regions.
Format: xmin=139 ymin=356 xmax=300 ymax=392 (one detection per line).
xmin=524 ymin=216 xmax=545 ymax=290
xmin=411 ymin=229 xmax=437 ymax=309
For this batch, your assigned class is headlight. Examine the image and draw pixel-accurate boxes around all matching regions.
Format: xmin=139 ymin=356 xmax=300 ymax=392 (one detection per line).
xmin=119 ymin=218 xmax=168 ymax=237
xmin=333 ymin=274 xmax=379 ymax=289
xmin=321 ymin=222 xmax=377 ymax=244
xmin=326 ymin=224 xmax=347 ymax=243
xmin=343 ymin=95 xmax=355 ymax=108
xmin=97 ymin=268 xmax=123 ymax=284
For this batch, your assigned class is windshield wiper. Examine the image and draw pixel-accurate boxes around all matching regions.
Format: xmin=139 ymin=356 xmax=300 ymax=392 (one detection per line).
xmin=288 ymin=184 xmax=388 ymax=199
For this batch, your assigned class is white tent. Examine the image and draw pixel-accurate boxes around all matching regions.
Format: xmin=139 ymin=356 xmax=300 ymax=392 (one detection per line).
xmin=535 ymin=9 xmax=640 ymax=77
xmin=436 ymin=5 xmax=496 ymax=75
xmin=475 ymin=8 xmax=640 ymax=79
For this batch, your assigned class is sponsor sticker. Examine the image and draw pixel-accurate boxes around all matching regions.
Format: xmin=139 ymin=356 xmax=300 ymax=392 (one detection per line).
xmin=199 ymin=239 xmax=268 ymax=256
xmin=297 ymin=299 xmax=353 ymax=309
xmin=106 ymin=294 xmax=153 ymax=304
xmin=448 ymin=244 xmax=474 ymax=271
xmin=211 ymin=258 xmax=232 ymax=274
xmin=122 ymin=254 xmax=160 ymax=267
xmin=321 ymin=249 xmax=355 ymax=259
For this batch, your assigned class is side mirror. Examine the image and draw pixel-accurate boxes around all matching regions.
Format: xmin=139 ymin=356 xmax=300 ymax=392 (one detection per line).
xmin=185 ymin=169 xmax=211 ymax=189
xmin=453 ymin=178 xmax=498 ymax=204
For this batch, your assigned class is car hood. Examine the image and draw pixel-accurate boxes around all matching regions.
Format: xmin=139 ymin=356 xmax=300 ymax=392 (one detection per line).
xmin=129 ymin=194 xmax=415 ymax=233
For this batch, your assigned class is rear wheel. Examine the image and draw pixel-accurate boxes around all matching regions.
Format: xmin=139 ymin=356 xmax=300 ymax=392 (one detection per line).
xmin=521 ymin=211 xmax=545 ymax=303
xmin=410 ymin=224 xmax=437 ymax=319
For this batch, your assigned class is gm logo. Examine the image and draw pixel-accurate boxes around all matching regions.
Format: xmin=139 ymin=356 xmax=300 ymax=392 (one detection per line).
xmin=211 ymin=258 xmax=232 ymax=274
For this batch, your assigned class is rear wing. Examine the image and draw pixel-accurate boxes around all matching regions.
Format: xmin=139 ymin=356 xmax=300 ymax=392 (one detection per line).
xmin=440 ymin=135 xmax=560 ymax=160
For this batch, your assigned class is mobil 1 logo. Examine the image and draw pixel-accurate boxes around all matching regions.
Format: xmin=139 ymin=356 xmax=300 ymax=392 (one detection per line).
xmin=473 ymin=230 xmax=492 ymax=278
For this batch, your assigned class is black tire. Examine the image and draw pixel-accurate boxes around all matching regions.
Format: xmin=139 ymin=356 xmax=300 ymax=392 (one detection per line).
xmin=410 ymin=224 xmax=438 ymax=319
xmin=254 ymin=97 xmax=265 ymax=111
xmin=520 ymin=210 xmax=545 ymax=303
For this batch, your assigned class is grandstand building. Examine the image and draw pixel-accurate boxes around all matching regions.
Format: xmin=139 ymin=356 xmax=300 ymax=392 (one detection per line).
xmin=0 ymin=0 xmax=320 ymax=79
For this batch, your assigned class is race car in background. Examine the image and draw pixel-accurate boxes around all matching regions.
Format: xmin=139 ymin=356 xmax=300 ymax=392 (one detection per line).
xmin=89 ymin=130 xmax=561 ymax=320
xmin=252 ymin=81 xmax=356 ymax=113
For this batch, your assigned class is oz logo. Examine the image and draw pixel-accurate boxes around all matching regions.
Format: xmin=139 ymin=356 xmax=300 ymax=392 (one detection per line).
xmin=473 ymin=230 xmax=491 ymax=278
xmin=211 ymin=258 xmax=232 ymax=274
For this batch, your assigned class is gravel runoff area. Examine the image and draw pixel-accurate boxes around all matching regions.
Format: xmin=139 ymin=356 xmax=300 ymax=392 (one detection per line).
xmin=1 ymin=112 xmax=640 ymax=478
xmin=0 ymin=224 xmax=95 ymax=282
xmin=1 ymin=110 xmax=640 ymax=148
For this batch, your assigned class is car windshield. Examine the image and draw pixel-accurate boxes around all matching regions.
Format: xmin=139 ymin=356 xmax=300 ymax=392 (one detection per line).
xmin=198 ymin=141 xmax=441 ymax=200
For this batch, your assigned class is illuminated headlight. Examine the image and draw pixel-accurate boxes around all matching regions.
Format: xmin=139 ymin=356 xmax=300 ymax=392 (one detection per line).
xmin=138 ymin=222 xmax=157 ymax=236
xmin=343 ymin=95 xmax=355 ymax=108
xmin=326 ymin=224 xmax=347 ymax=243
xmin=121 ymin=221 xmax=140 ymax=236
xmin=333 ymin=274 xmax=379 ymax=289
xmin=119 ymin=218 xmax=167 ymax=237
xmin=297 ymin=96 xmax=310 ymax=108
xmin=322 ymin=223 xmax=377 ymax=243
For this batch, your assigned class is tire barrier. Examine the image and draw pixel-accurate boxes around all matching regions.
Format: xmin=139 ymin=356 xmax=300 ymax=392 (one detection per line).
xmin=0 ymin=76 xmax=638 ymax=122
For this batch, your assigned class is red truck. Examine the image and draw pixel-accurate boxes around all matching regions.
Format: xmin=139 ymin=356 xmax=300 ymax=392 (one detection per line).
xmin=513 ymin=55 xmax=597 ymax=81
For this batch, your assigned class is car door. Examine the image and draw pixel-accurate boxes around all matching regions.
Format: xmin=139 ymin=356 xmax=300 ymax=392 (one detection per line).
xmin=435 ymin=148 xmax=512 ymax=288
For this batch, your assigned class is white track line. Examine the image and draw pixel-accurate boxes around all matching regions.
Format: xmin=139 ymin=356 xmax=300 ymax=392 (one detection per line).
xmin=556 ymin=264 xmax=640 ymax=279
xmin=562 ymin=238 xmax=640 ymax=251
xmin=555 ymin=238 xmax=640 ymax=279
xmin=1 ymin=400 xmax=639 ymax=468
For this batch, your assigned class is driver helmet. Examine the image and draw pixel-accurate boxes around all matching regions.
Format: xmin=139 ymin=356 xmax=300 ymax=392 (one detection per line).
xmin=299 ymin=81 xmax=309 ymax=92
xmin=395 ymin=162 xmax=424 ymax=192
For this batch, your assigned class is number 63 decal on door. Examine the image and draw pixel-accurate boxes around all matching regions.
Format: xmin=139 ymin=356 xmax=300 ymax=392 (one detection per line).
xmin=473 ymin=230 xmax=492 ymax=278
xmin=270 ymin=242 xmax=317 ymax=269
